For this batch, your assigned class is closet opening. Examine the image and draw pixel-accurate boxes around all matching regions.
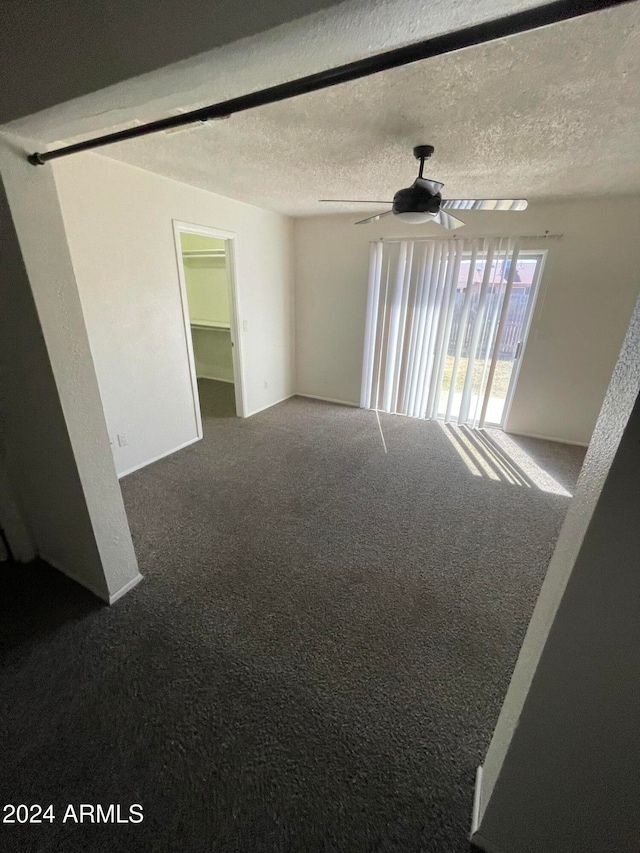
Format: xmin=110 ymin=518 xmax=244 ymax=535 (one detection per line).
xmin=174 ymin=221 xmax=245 ymax=428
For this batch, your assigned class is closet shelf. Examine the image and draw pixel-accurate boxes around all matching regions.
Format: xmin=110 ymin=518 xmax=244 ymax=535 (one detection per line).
xmin=182 ymin=250 xmax=226 ymax=258
xmin=190 ymin=321 xmax=230 ymax=331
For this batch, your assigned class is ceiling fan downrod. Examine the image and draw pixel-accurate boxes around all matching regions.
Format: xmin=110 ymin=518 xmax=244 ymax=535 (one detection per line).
xmin=414 ymin=145 xmax=434 ymax=179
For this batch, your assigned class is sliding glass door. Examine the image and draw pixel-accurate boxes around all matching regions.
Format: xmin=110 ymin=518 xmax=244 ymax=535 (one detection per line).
xmin=361 ymin=238 xmax=544 ymax=429
xmin=437 ymin=252 xmax=544 ymax=427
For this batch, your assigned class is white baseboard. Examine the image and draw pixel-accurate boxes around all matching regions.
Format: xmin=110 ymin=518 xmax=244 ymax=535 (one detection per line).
xmin=245 ymin=393 xmax=294 ymax=417
xmin=109 ymin=572 xmax=143 ymax=605
xmin=470 ymin=831 xmax=507 ymax=853
xmin=196 ymin=374 xmax=234 ymax=383
xmin=118 ymin=435 xmax=201 ymax=478
xmin=469 ymin=765 xmax=509 ymax=853
xmin=471 ymin=765 xmax=484 ymax=837
xmin=41 ymin=550 xmax=143 ymax=606
xmin=39 ymin=551 xmax=110 ymax=603
xmin=505 ymin=428 xmax=589 ymax=447
xmin=295 ymin=393 xmax=359 ymax=408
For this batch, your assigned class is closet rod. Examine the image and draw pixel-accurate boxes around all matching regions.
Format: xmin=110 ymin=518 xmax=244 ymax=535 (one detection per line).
xmin=27 ymin=0 xmax=630 ymax=165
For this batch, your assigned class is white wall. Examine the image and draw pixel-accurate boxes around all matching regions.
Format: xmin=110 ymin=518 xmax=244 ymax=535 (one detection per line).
xmin=181 ymin=234 xmax=230 ymax=326
xmin=0 ymin=135 xmax=140 ymax=601
xmin=294 ymin=197 xmax=640 ymax=444
xmin=474 ymin=296 xmax=640 ymax=852
xmin=186 ymin=261 xmax=230 ymax=325
xmin=185 ymin=259 xmax=230 ymax=325
xmin=54 ymin=153 xmax=295 ymax=476
xmin=191 ymin=328 xmax=234 ymax=384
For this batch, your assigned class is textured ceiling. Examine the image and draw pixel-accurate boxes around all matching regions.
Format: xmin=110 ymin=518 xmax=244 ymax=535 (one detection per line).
xmin=104 ymin=3 xmax=640 ymax=216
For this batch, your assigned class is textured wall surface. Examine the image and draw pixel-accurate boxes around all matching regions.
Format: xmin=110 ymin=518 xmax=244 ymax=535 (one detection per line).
xmin=0 ymin=136 xmax=140 ymax=601
xmin=55 ymin=152 xmax=295 ymax=476
xmin=294 ymin=197 xmax=640 ymax=444
xmin=474 ymin=296 xmax=640 ymax=851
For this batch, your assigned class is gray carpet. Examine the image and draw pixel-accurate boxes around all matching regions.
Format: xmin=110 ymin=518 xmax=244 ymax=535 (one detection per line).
xmin=0 ymin=380 xmax=585 ymax=852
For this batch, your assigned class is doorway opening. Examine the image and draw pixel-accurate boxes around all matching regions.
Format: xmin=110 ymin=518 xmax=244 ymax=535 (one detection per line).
xmin=438 ymin=251 xmax=545 ymax=428
xmin=173 ymin=222 xmax=245 ymax=428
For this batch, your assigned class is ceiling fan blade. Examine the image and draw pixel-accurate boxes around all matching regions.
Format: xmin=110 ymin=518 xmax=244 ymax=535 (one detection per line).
xmin=319 ymin=199 xmax=393 ymax=203
xmin=442 ymin=198 xmax=528 ymax=211
xmin=434 ymin=210 xmax=465 ymax=230
xmin=416 ymin=177 xmax=444 ymax=194
xmin=355 ymin=210 xmax=394 ymax=225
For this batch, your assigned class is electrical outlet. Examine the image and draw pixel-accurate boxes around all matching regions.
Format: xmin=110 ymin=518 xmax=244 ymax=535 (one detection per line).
xmin=117 ymin=433 xmax=128 ymax=447
xmin=243 ymin=320 xmax=248 ymax=332
xmin=264 ymin=380 xmax=268 ymax=390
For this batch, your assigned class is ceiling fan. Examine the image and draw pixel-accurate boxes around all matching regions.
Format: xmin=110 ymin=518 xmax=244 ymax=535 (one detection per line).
xmin=319 ymin=145 xmax=528 ymax=228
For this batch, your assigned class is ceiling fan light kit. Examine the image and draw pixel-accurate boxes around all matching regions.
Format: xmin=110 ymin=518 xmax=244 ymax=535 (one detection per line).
xmin=395 ymin=211 xmax=438 ymax=224
xmin=321 ymin=145 xmax=528 ymax=229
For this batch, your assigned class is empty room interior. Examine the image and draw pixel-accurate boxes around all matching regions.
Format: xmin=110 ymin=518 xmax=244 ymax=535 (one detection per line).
xmin=1 ymin=1 xmax=640 ymax=851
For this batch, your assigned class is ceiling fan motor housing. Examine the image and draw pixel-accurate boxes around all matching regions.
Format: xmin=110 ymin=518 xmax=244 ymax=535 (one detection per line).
xmin=323 ymin=143 xmax=527 ymax=227
xmin=393 ymin=182 xmax=442 ymax=216
xmin=413 ymin=144 xmax=435 ymax=161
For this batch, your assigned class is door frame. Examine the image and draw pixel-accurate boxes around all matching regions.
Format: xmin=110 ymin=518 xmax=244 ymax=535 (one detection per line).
xmin=172 ymin=220 xmax=246 ymax=424
xmin=500 ymin=249 xmax=547 ymax=429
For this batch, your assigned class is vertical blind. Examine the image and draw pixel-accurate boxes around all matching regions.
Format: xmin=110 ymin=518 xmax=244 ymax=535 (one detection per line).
xmin=360 ymin=237 xmax=521 ymax=427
